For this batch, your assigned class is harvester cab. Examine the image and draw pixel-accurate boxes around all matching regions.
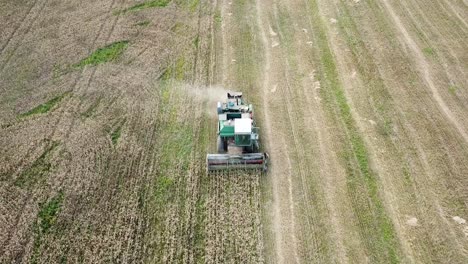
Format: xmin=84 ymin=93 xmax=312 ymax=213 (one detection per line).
xmin=207 ymin=92 xmax=268 ymax=172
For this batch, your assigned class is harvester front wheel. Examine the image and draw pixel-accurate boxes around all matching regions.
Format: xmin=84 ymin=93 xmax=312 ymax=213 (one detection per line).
xmin=217 ymin=136 xmax=225 ymax=153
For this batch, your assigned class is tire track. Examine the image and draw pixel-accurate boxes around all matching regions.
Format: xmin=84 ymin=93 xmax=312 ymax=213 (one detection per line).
xmin=296 ymin=4 xmax=347 ymax=260
xmin=360 ymin=7 xmax=468 ymax=252
xmin=209 ymin=0 xmax=219 ymax=85
xmin=322 ymin=0 xmax=468 ymax=261
xmin=0 ymin=0 xmax=50 ymax=75
xmin=380 ymin=0 xmax=468 ymax=143
xmin=254 ymin=0 xmax=298 ymax=262
xmin=44 ymin=0 xmax=120 ymax=143
xmin=61 ymin=0 xmax=126 ymax=140
xmin=0 ymin=0 xmax=123 ymax=261
xmin=131 ymin=111 xmax=159 ymax=263
xmin=175 ymin=23 xmax=213 ymax=259
xmin=270 ymin=2 xmax=333 ymax=261
xmin=0 ymin=139 xmax=57 ymax=259
xmin=210 ymin=0 xmax=266 ymax=261
xmin=122 ymin=104 xmax=161 ymax=263
xmin=220 ymin=0 xmax=230 ymax=85
xmin=442 ymin=0 xmax=468 ymax=30
xmin=0 ymin=0 xmax=39 ymax=54
xmin=402 ymin=0 xmax=467 ymax=87
xmin=36 ymin=0 xmax=123 ymax=225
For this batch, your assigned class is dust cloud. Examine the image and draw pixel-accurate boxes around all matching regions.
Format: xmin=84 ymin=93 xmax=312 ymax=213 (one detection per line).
xmin=181 ymin=83 xmax=234 ymax=117
xmin=185 ymin=84 xmax=231 ymax=103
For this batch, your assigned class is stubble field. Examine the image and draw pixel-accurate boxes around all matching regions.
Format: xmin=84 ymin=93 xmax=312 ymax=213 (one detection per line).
xmin=1 ymin=0 xmax=467 ymax=263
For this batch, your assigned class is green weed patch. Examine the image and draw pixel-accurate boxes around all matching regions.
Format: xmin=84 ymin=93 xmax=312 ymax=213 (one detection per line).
xmin=19 ymin=92 xmax=69 ymax=118
xmin=214 ymin=11 xmax=222 ymax=24
xmin=448 ymin=84 xmax=458 ymax=95
xmin=188 ymin=0 xmax=200 ymax=12
xmin=160 ymin=57 xmax=186 ymax=81
xmin=135 ymin=20 xmax=151 ymax=27
xmin=15 ymin=142 xmax=59 ymax=188
xmin=31 ymin=191 xmax=64 ymax=264
xmin=73 ymin=41 xmax=129 ymax=68
xmin=117 ymin=0 xmax=171 ymax=14
xmin=37 ymin=192 xmax=64 ymax=234
xmin=111 ymin=127 xmax=122 ymax=145
xmin=422 ymin=47 xmax=435 ymax=56
xmin=154 ymin=176 xmax=174 ymax=200
xmin=175 ymin=0 xmax=200 ymax=12
xmin=110 ymin=120 xmax=125 ymax=146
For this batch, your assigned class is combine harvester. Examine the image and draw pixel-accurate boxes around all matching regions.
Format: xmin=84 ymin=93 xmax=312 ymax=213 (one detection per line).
xmin=207 ymin=92 xmax=268 ymax=172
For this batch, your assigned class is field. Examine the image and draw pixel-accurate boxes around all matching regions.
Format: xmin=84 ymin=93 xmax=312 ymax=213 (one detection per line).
xmin=0 ymin=0 xmax=467 ymax=263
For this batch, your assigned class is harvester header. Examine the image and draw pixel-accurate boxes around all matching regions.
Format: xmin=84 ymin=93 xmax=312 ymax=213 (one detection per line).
xmin=207 ymin=92 xmax=268 ymax=172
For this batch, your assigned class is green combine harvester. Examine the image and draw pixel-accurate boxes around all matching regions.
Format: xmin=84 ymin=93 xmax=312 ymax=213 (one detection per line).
xmin=206 ymin=92 xmax=269 ymax=172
